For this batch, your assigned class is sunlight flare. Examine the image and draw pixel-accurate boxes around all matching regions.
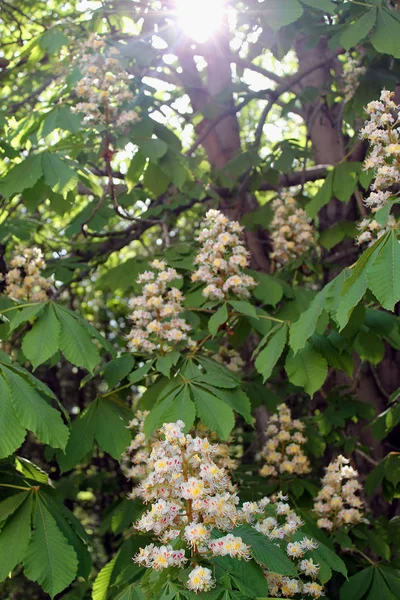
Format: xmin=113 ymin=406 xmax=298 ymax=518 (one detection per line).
xmin=175 ymin=0 xmax=225 ymax=43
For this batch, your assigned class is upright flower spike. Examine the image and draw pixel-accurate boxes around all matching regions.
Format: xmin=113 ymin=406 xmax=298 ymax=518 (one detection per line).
xmin=74 ymin=33 xmax=137 ymax=129
xmin=259 ymin=403 xmax=311 ymax=478
xmin=120 ymin=410 xmax=152 ymax=498
xmin=3 ymin=247 xmax=51 ymax=301
xmin=191 ymin=209 xmax=256 ymax=300
xmin=126 ymin=259 xmax=192 ymax=354
xmin=342 ymin=54 xmax=366 ymax=103
xmin=357 ymin=89 xmax=400 ymax=245
xmin=270 ymin=194 xmax=318 ymax=267
xmin=130 ymin=421 xmax=324 ymax=596
xmin=313 ymin=455 xmax=364 ymax=531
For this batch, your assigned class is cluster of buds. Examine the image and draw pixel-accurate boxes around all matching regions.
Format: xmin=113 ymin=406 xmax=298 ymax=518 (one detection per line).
xmin=132 ymin=421 xmax=324 ymax=597
xmin=211 ymin=345 xmax=245 ymax=373
xmin=191 ymin=209 xmax=256 ymax=300
xmin=357 ymin=90 xmax=399 ymax=244
xmin=2 ymin=247 xmax=51 ymax=302
xmin=120 ymin=411 xmax=151 ymax=498
xmin=314 ymin=455 xmax=364 ymax=531
xmin=74 ymin=33 xmax=137 ymax=129
xmin=126 ymin=259 xmax=192 ymax=354
xmin=342 ymin=54 xmax=366 ymax=102
xmin=270 ymin=195 xmax=318 ymax=267
xmin=260 ymin=404 xmax=310 ymax=478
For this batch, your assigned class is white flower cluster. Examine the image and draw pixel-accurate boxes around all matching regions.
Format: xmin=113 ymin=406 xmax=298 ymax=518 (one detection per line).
xmin=2 ymin=247 xmax=51 ymax=302
xmin=270 ymin=195 xmax=318 ymax=267
xmin=260 ymin=404 xmax=310 ymax=478
xmin=120 ymin=410 xmax=151 ymax=498
xmin=314 ymin=455 xmax=364 ymax=531
xmin=267 ymin=571 xmax=324 ymax=599
xmin=212 ymin=345 xmax=244 ymax=373
xmin=132 ymin=421 xmax=323 ymax=596
xmin=127 ymin=259 xmax=192 ymax=354
xmin=74 ymin=34 xmax=137 ymax=129
xmin=191 ymin=209 xmax=256 ymax=300
xmin=357 ymin=90 xmax=399 ymax=244
xmin=122 ymin=417 xmax=242 ymax=502
xmin=342 ymin=55 xmax=366 ymax=102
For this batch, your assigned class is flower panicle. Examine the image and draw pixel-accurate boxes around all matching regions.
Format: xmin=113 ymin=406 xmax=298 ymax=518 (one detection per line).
xmin=191 ymin=209 xmax=256 ymax=300
xmin=314 ymin=454 xmax=364 ymax=531
xmin=126 ymin=259 xmax=192 ymax=354
xmin=74 ymin=33 xmax=137 ymax=128
xmin=260 ymin=403 xmax=311 ymax=478
xmin=270 ymin=194 xmax=318 ymax=267
xmin=357 ymin=89 xmax=400 ymax=245
xmin=130 ymin=420 xmax=324 ymax=597
xmin=3 ymin=247 xmax=51 ymax=302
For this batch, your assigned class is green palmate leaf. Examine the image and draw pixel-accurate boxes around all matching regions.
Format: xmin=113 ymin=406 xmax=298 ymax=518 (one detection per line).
xmin=319 ymin=221 xmax=357 ymax=250
xmin=58 ymin=396 xmax=132 ymax=471
xmin=41 ymin=491 xmax=91 ymax=580
xmin=137 ymin=138 xmax=168 ymax=161
xmin=1 ymin=365 xmax=69 ymax=450
xmin=333 ymin=162 xmax=362 ymax=203
xmin=340 ymin=8 xmax=377 ymax=50
xmin=126 ymin=151 xmax=147 ymax=192
xmin=94 ymin=397 xmax=133 ymax=459
xmin=367 ymin=231 xmax=400 ymax=311
xmin=22 ymin=304 xmax=60 ymax=369
xmin=39 ymin=27 xmax=68 ymax=53
xmin=0 ymin=154 xmax=43 ymax=198
xmin=285 ymin=344 xmax=328 ymax=396
xmin=129 ymin=361 xmax=155 ymax=384
xmin=365 ymin=459 xmax=386 ymax=495
xmin=0 ymin=491 xmax=30 ymax=522
xmin=143 ymin=383 xmax=184 ymax=435
xmin=143 ymin=161 xmax=170 ymax=195
xmin=214 ymin=555 xmax=268 ymax=598
xmin=0 ymin=493 xmax=32 ymax=582
xmin=261 ymin=0 xmax=304 ymax=30
xmin=354 ymin=330 xmax=385 ymax=365
xmin=191 ymin=385 xmax=235 ymax=440
xmin=306 ymin=170 xmax=333 ymax=218
xmin=23 ymin=496 xmax=78 ymax=598
xmin=229 ymin=300 xmax=258 ymax=319
xmin=114 ymin=585 xmax=146 ymax=600
xmin=311 ymin=538 xmax=347 ymax=578
xmin=336 ymin=234 xmax=388 ymax=329
xmin=16 ymin=457 xmax=50 ymax=485
xmin=254 ymin=323 xmax=288 ymax=382
xmin=0 ymin=374 xmax=26 ymax=458
xmin=311 ymin=335 xmax=353 ymax=376
xmin=371 ymin=8 xmax=400 ymax=59
xmin=104 ymin=354 xmax=134 ymax=388
xmin=196 ymin=358 xmax=240 ymax=388
xmin=289 ymin=277 xmax=341 ymax=352
xmin=156 ymin=385 xmax=196 ymax=431
xmin=92 ymin=554 xmax=118 ymax=600
xmin=156 ymin=350 xmax=180 ymax=378
xmin=234 ymin=524 xmax=297 ymax=576
xmin=251 ymin=271 xmax=283 ymax=307
xmin=208 ymin=303 xmax=228 ymax=336
xmin=42 ymin=153 xmax=78 ymax=196
xmin=300 ymin=0 xmax=335 ymax=13
xmin=8 ymin=303 xmax=45 ymax=332
xmin=198 ymin=383 xmax=252 ymax=424
xmin=54 ymin=305 xmax=100 ymax=372
xmin=367 ymin=568 xmax=397 ymax=599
